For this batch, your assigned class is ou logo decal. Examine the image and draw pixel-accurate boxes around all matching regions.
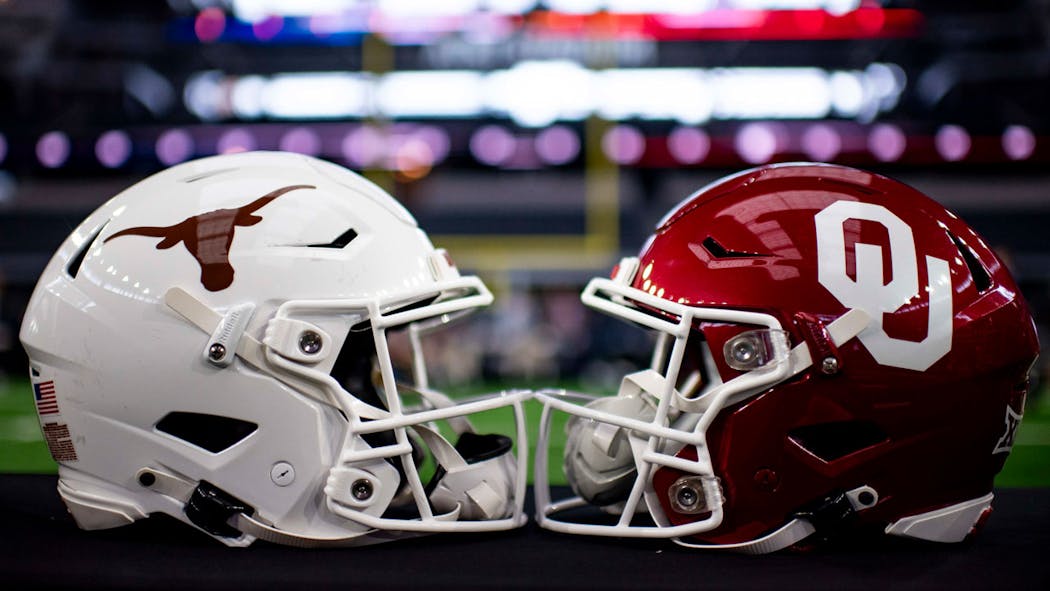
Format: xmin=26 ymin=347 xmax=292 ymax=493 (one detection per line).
xmin=815 ymin=201 xmax=953 ymax=371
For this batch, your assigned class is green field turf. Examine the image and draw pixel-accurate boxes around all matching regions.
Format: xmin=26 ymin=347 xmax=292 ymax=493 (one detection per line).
xmin=2 ymin=376 xmax=1048 ymax=487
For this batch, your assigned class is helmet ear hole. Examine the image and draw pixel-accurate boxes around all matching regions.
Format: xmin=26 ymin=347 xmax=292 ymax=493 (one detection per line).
xmin=787 ymin=421 xmax=888 ymax=463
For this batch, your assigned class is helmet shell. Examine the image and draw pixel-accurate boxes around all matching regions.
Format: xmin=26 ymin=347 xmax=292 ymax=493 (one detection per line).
xmin=639 ymin=163 xmax=1038 ymax=544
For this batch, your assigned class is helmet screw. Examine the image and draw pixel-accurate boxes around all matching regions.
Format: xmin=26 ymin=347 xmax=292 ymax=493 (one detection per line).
xmin=668 ymin=476 xmax=709 ymax=514
xmin=270 ymin=462 xmax=295 ymax=487
xmin=754 ymin=468 xmax=780 ymax=491
xmin=731 ymin=340 xmax=758 ymax=364
xmin=298 ymin=331 xmax=323 ymax=355
xmin=675 ymin=486 xmax=699 ymax=509
xmin=138 ymin=471 xmax=156 ymax=487
xmin=351 ymin=478 xmax=373 ymax=501
xmin=208 ymin=343 xmax=226 ymax=361
xmin=820 ymin=356 xmax=840 ymax=375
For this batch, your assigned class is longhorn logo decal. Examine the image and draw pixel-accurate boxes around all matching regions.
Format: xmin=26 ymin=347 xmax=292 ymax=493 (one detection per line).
xmin=105 ymin=184 xmax=315 ymax=291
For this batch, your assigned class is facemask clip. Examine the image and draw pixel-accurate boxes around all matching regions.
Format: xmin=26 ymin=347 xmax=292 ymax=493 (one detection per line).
xmin=204 ymin=302 xmax=255 ymax=367
xmin=794 ymin=312 xmax=843 ymax=376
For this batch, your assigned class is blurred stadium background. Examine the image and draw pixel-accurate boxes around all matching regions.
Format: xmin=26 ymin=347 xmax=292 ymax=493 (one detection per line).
xmin=0 ymin=0 xmax=1047 ymax=485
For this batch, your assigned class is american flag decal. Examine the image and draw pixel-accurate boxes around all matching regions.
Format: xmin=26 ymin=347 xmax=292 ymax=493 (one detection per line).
xmin=34 ymin=381 xmax=59 ymax=416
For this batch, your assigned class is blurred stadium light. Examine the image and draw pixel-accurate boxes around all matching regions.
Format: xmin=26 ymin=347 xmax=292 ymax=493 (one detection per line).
xmin=0 ymin=0 xmax=1047 ymax=392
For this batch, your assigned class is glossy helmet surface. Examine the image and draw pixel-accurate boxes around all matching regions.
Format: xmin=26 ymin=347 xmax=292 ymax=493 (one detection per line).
xmin=21 ymin=151 xmax=528 ymax=547
xmin=535 ymin=163 xmax=1038 ymax=552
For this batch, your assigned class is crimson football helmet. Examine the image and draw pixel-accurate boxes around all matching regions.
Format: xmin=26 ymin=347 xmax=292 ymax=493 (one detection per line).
xmin=535 ymin=163 xmax=1038 ymax=552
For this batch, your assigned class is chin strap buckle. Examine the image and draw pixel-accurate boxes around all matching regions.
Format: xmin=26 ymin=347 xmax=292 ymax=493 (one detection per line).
xmin=184 ymin=481 xmax=254 ymax=538
xmin=793 ymin=485 xmax=879 ymax=536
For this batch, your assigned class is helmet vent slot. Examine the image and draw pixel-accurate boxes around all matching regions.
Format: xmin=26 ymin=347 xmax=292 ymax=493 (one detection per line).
xmin=155 ymin=412 xmax=258 ymax=453
xmin=788 ymin=421 xmax=888 ymax=462
xmin=948 ymin=232 xmax=992 ymax=293
xmin=305 ymin=228 xmax=358 ymax=249
xmin=702 ymin=236 xmax=771 ymax=259
xmin=181 ymin=168 xmax=238 ymax=183
xmin=66 ymin=222 xmax=108 ymax=279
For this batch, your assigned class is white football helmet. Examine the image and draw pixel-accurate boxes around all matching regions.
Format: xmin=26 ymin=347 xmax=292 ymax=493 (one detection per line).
xmin=20 ymin=151 xmax=529 ymax=547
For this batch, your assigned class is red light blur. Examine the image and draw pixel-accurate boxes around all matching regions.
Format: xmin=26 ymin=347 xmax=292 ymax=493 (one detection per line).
xmin=525 ymin=8 xmax=921 ymax=42
xmin=194 ymin=8 xmax=226 ymax=43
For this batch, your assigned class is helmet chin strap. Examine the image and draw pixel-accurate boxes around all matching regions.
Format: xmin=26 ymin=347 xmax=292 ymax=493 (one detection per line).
xmin=671 ymin=484 xmax=880 ymax=554
xmin=411 ymin=424 xmax=518 ymax=521
xmin=136 ymin=465 xmax=466 ymax=548
xmin=673 ymin=517 xmax=817 ymax=554
xmin=135 ymin=466 xmax=404 ymax=547
xmin=136 ymin=427 xmax=518 ymax=547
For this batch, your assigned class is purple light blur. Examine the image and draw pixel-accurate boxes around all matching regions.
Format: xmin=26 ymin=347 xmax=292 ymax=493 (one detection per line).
xmin=342 ymin=126 xmax=386 ymax=167
xmin=279 ymin=127 xmax=322 ymax=156
xmin=217 ymin=128 xmax=257 ymax=154
xmin=867 ymin=123 xmax=906 ymax=162
xmin=462 ymin=11 xmax=515 ymax=43
xmin=667 ymin=127 xmax=710 ymax=164
xmin=935 ymin=125 xmax=970 ymax=162
xmin=602 ymin=125 xmax=645 ymax=165
xmin=0 ymin=133 xmax=7 ymax=164
xmin=801 ymin=124 xmax=841 ymax=162
xmin=156 ymin=129 xmax=195 ymax=165
xmin=1002 ymin=125 xmax=1036 ymax=161
xmin=96 ymin=130 xmax=132 ymax=168
xmin=253 ymin=15 xmax=284 ymax=41
xmin=470 ymin=125 xmax=516 ymax=166
xmin=36 ymin=131 xmax=71 ymax=168
xmin=307 ymin=15 xmax=340 ymax=37
xmin=535 ymin=125 xmax=580 ymax=165
xmin=414 ymin=126 xmax=451 ymax=164
xmin=734 ymin=123 xmax=782 ymax=165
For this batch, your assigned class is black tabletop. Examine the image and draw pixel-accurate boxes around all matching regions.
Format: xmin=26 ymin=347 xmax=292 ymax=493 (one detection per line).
xmin=2 ymin=474 xmax=1048 ymax=590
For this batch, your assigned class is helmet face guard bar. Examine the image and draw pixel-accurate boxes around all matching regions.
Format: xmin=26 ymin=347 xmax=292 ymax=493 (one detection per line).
xmin=166 ymin=265 xmax=530 ymax=541
xmin=262 ymin=273 xmax=531 ymax=535
xmin=535 ymin=257 xmax=818 ymax=543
